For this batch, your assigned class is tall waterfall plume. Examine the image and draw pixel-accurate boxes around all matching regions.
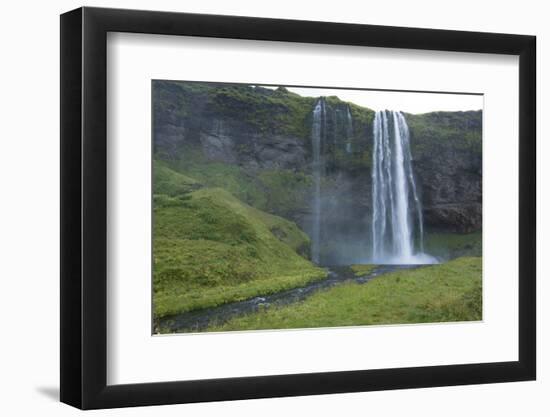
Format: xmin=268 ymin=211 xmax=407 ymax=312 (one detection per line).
xmin=371 ymin=110 xmax=434 ymax=264
xmin=311 ymin=99 xmax=325 ymax=264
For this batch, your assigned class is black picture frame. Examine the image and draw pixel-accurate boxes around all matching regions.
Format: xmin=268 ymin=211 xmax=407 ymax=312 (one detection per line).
xmin=60 ymin=6 xmax=536 ymax=410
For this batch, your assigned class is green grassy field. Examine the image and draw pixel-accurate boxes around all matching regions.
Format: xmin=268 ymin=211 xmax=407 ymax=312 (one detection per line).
xmin=153 ymin=163 xmax=326 ymax=320
xmin=208 ymin=257 xmax=482 ymax=332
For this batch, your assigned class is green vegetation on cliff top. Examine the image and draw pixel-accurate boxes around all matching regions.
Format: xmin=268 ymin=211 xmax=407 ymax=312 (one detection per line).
xmin=154 ymin=162 xmax=201 ymax=196
xmin=407 ymin=111 xmax=482 ymax=155
xmin=209 ymin=257 xmax=482 ymax=331
xmin=154 ymin=81 xmax=319 ymax=139
xmin=153 ymin=163 xmax=326 ymax=319
xmin=210 ymin=85 xmax=316 ymax=139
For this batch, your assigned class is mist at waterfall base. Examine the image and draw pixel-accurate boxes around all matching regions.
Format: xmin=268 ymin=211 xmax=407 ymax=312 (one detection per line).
xmin=308 ymin=100 xmax=438 ymax=266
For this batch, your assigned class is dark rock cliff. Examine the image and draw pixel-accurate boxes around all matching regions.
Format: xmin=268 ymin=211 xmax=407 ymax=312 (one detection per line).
xmin=153 ymin=80 xmax=482 ymax=250
xmin=408 ymin=111 xmax=482 ymax=233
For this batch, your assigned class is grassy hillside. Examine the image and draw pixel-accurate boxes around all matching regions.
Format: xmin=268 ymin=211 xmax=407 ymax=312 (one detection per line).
xmin=209 ymin=257 xmax=482 ymax=331
xmin=153 ymin=163 xmax=326 ymax=320
xmin=154 ymin=161 xmax=201 ymax=196
xmin=160 ymin=154 xmax=313 ymax=220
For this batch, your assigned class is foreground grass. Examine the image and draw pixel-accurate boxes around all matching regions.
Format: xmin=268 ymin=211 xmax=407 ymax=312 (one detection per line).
xmin=153 ymin=164 xmax=326 ymax=319
xmin=209 ymin=257 xmax=482 ymax=332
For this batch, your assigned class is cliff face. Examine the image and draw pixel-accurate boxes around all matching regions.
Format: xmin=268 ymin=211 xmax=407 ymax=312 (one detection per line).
xmin=153 ymin=80 xmax=482 ymax=253
xmin=408 ymin=111 xmax=482 ymax=233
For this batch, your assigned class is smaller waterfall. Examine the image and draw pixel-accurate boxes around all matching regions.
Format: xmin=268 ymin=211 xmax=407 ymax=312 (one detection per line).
xmin=345 ymin=106 xmax=353 ymax=153
xmin=371 ymin=110 xmax=436 ymax=264
xmin=311 ymin=99 xmax=325 ymax=264
xmin=396 ymin=112 xmax=425 ymax=253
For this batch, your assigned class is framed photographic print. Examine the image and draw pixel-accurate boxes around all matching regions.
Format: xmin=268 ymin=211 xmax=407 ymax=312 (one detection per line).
xmin=60 ymin=6 xmax=536 ymax=409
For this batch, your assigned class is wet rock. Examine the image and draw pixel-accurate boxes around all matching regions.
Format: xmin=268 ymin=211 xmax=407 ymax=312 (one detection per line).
xmin=423 ymin=203 xmax=482 ymax=233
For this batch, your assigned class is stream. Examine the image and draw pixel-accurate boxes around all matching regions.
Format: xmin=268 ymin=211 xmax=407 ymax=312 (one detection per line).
xmin=156 ymin=264 xmax=418 ymax=334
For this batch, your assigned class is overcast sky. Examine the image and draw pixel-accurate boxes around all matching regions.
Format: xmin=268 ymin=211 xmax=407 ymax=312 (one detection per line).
xmin=261 ymin=86 xmax=483 ymax=114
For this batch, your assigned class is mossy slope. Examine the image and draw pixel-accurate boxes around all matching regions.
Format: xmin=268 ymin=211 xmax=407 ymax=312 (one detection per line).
xmin=162 ymin=154 xmax=312 ymax=220
xmin=153 ymin=164 xmax=326 ymax=319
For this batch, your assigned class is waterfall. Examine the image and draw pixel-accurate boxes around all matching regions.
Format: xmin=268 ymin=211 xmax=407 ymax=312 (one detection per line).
xmin=345 ymin=106 xmax=353 ymax=153
xmin=396 ymin=112 xmax=425 ymax=253
xmin=311 ymin=99 xmax=325 ymax=264
xmin=371 ymin=110 xmax=433 ymax=264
